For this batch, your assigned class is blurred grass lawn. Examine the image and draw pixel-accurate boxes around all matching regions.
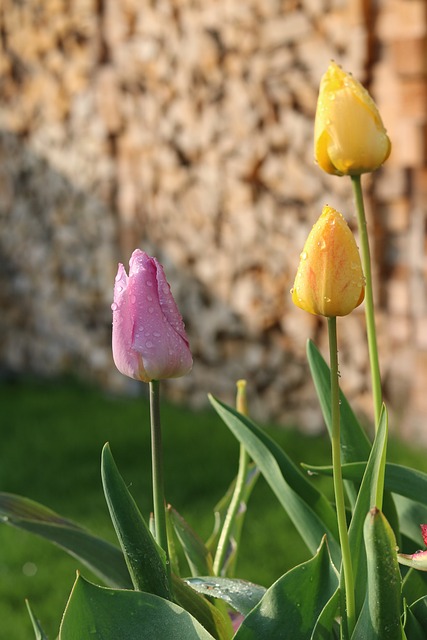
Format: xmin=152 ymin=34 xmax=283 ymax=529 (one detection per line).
xmin=1 ymin=377 xmax=426 ymax=638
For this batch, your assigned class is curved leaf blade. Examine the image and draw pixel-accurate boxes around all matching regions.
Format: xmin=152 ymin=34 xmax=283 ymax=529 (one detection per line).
xmin=0 ymin=492 xmax=132 ymax=589
xmin=59 ymin=573 xmax=216 ymax=640
xmin=25 ymin=600 xmax=48 ymax=640
xmin=101 ymin=443 xmax=171 ymax=599
xmin=351 ymin=508 xmax=404 ymax=640
xmin=208 ymin=395 xmax=340 ymax=565
xmin=234 ymin=536 xmax=339 ymax=639
xmin=185 ymin=577 xmax=266 ymax=615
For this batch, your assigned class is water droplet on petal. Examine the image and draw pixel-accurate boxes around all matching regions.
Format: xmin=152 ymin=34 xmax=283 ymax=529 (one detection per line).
xmin=300 ymin=251 xmax=308 ymax=260
xmin=146 ymin=341 xmax=153 ymax=348
xmin=146 ymin=280 xmax=153 ymax=287
xmin=111 ymin=302 xmax=118 ymax=311
xmin=148 ymin=307 xmax=154 ymax=313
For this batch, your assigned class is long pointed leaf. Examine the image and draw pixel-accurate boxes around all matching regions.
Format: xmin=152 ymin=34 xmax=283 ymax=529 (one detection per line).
xmin=0 ymin=492 xmax=132 ymax=589
xmin=303 ymin=463 xmax=427 ymax=509
xmin=351 ymin=508 xmax=404 ymax=640
xmin=101 ymin=443 xmax=171 ymax=599
xmin=209 ymin=395 xmax=340 ymax=565
xmin=59 ymin=573 xmax=216 ymax=640
xmin=307 ymin=341 xmax=400 ymax=537
xmin=185 ymin=577 xmax=266 ymax=615
xmin=234 ymin=536 xmax=339 ymax=639
xmin=307 ymin=339 xmax=372 ymax=461
xmin=25 ymin=600 xmax=49 ymax=640
xmin=348 ymin=407 xmax=388 ymax=616
xmin=169 ymin=506 xmax=214 ymax=577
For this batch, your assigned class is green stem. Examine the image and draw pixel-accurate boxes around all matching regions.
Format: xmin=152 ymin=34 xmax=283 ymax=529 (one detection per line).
xmin=213 ymin=380 xmax=250 ymax=577
xmin=351 ymin=175 xmax=382 ymax=429
xmin=149 ymin=380 xmax=171 ymax=584
xmin=327 ymin=317 xmax=355 ymax=635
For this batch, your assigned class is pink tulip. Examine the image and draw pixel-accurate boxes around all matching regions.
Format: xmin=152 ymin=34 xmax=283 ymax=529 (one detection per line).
xmin=112 ymin=250 xmax=193 ymax=382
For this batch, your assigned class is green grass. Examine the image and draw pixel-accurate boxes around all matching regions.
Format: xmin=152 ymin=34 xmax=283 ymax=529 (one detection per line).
xmin=0 ymin=377 xmax=426 ymax=638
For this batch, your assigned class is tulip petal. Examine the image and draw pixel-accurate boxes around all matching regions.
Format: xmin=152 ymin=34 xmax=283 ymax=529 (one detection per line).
xmin=112 ymin=250 xmax=192 ymax=383
xmin=112 ymin=263 xmax=143 ymax=380
xmin=397 ymin=550 xmax=427 ymax=572
xmin=314 ymin=61 xmax=391 ymax=176
xmin=292 ymin=206 xmax=365 ymax=317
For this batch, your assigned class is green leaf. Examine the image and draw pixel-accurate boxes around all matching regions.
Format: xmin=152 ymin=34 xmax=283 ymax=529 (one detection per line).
xmin=394 ymin=497 xmax=427 ymax=549
xmin=303 ymin=463 xmax=427 ymax=509
xmin=234 ymin=536 xmax=339 ymax=639
xmin=101 ymin=443 xmax=171 ymax=599
xmin=208 ymin=395 xmax=340 ymax=566
xmin=169 ymin=506 xmax=214 ymax=577
xmin=348 ymin=407 xmax=389 ymax=616
xmin=185 ymin=577 xmax=266 ymax=615
xmin=207 ymin=463 xmax=260 ymax=578
xmin=25 ymin=600 xmax=49 ymax=640
xmin=307 ymin=341 xmax=400 ymax=540
xmin=402 ymin=568 xmax=427 ymax=607
xmin=307 ymin=340 xmax=372 ymax=461
xmin=0 ymin=492 xmax=132 ymax=589
xmin=311 ymin=588 xmax=340 ymax=640
xmin=403 ymin=605 xmax=425 ymax=640
xmin=408 ymin=597 xmax=427 ymax=635
xmin=172 ymin=575 xmax=234 ymax=640
xmin=59 ymin=573 xmax=216 ymax=640
xmin=351 ymin=508 xmax=404 ymax=640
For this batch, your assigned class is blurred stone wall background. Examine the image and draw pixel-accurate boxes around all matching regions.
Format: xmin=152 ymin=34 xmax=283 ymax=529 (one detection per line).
xmin=1 ymin=0 xmax=426 ymax=439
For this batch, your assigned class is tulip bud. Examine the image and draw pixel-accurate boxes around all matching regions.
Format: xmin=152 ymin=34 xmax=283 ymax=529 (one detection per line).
xmin=112 ymin=249 xmax=193 ymax=382
xmin=292 ymin=205 xmax=365 ymax=317
xmin=314 ymin=61 xmax=391 ymax=176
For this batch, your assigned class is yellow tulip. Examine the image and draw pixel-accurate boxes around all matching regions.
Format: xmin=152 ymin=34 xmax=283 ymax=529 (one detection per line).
xmin=314 ymin=61 xmax=391 ymax=176
xmin=292 ymin=205 xmax=365 ymax=317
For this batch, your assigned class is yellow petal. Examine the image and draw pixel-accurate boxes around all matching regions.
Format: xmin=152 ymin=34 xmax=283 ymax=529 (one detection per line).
xmin=314 ymin=62 xmax=391 ymax=176
xmin=292 ymin=205 xmax=365 ymax=317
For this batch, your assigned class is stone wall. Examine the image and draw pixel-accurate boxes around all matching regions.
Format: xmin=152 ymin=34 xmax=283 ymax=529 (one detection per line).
xmin=1 ymin=0 xmax=426 ymax=439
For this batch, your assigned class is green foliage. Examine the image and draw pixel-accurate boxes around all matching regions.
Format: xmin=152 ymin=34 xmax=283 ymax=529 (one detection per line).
xmin=1 ymin=376 xmax=427 ymax=638
xmin=101 ymin=443 xmax=170 ymax=598
xmin=60 ymin=574 xmax=216 ymax=640
xmin=234 ymin=537 xmax=338 ymax=639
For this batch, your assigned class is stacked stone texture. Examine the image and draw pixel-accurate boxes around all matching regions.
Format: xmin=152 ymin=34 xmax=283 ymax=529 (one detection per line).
xmin=0 ymin=0 xmax=426 ymax=438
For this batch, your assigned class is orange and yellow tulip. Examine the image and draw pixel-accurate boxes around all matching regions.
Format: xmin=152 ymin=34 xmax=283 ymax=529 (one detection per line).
xmin=292 ymin=205 xmax=365 ymax=317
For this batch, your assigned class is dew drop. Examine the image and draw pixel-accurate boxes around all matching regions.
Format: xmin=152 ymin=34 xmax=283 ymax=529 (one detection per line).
xmin=111 ymin=302 xmax=118 ymax=311
xmin=148 ymin=307 xmax=154 ymax=313
xmin=290 ymin=287 xmax=294 ymax=295
xmin=146 ymin=341 xmax=153 ymax=348
xmin=147 ymin=294 xmax=153 ymax=302
xmin=146 ymin=280 xmax=153 ymax=287
xmin=153 ymin=331 xmax=161 ymax=337
xmin=300 ymin=251 xmax=308 ymax=260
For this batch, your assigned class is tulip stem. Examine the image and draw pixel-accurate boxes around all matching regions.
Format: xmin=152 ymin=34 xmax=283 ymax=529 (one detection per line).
xmin=149 ymin=380 xmax=171 ymax=584
xmin=327 ymin=317 xmax=355 ymax=636
xmin=213 ymin=380 xmax=250 ymax=577
xmin=351 ymin=175 xmax=382 ymax=430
